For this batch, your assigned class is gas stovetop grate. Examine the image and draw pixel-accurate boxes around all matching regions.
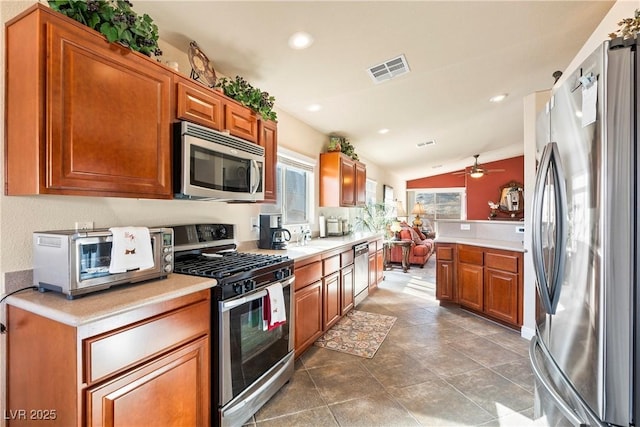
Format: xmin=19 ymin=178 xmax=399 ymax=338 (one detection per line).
xmin=173 ymin=252 xmax=290 ymax=279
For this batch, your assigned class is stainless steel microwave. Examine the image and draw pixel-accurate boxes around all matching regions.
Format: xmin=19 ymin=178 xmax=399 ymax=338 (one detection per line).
xmin=33 ymin=228 xmax=174 ymax=299
xmin=174 ymin=121 xmax=265 ymax=201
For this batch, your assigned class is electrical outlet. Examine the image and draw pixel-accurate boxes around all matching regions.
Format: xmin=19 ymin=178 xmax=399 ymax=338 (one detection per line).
xmin=515 ymin=226 xmax=525 ymax=234
xmin=460 ymin=224 xmax=471 ymax=231
xmin=75 ymin=221 xmax=94 ymax=231
xmin=250 ymin=217 xmax=259 ymax=232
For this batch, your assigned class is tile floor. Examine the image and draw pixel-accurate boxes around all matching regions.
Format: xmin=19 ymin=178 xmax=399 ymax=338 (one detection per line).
xmin=246 ymin=257 xmax=536 ymax=426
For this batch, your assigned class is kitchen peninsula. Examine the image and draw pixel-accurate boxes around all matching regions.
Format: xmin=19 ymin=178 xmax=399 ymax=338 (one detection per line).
xmin=434 ymin=220 xmax=525 ymax=330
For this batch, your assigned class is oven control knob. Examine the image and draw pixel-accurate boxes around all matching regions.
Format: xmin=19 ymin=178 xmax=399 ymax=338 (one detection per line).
xmin=244 ymin=280 xmax=255 ymax=292
xmin=233 ymin=283 xmax=243 ymax=295
xmin=164 ymin=254 xmax=173 ymax=263
xmin=164 ymin=264 xmax=172 ymax=273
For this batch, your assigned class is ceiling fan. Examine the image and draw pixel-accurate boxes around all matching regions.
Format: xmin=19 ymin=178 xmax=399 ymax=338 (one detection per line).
xmin=453 ymin=154 xmax=505 ymax=178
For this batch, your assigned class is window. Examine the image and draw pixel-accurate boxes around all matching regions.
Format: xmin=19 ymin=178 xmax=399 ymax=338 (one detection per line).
xmin=262 ymin=148 xmax=315 ymax=226
xmin=365 ymin=178 xmax=377 ymax=205
xmin=407 ymin=188 xmax=466 ymax=220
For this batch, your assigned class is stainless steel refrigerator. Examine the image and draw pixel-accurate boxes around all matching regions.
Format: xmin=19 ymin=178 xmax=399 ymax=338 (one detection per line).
xmin=530 ymin=38 xmax=638 ymax=426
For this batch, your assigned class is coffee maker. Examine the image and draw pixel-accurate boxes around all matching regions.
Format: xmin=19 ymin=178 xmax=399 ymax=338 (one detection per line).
xmin=258 ymin=214 xmax=291 ymax=250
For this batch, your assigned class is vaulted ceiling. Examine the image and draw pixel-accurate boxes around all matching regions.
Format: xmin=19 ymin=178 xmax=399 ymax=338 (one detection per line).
xmin=137 ymin=1 xmax=615 ymax=180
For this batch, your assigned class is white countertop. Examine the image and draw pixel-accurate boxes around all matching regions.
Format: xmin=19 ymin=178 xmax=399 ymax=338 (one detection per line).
xmin=248 ymin=232 xmax=383 ymax=260
xmin=434 ymin=236 xmax=525 ymax=252
xmin=6 ymin=274 xmax=216 ymax=327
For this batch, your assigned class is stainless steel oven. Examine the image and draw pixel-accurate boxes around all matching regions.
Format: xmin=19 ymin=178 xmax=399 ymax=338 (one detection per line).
xmin=169 ymin=223 xmax=295 ymax=427
xmin=218 ymin=275 xmax=294 ymax=426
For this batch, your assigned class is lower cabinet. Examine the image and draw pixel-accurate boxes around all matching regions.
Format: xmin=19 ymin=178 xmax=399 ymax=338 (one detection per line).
xmin=294 ymin=279 xmax=323 ymax=356
xmin=435 ymin=243 xmax=523 ymax=329
xmin=368 ymin=250 xmax=377 ymax=291
xmin=341 ymin=263 xmax=354 ymax=315
xmin=323 ymin=271 xmax=341 ymax=330
xmin=7 ymin=290 xmax=211 ymax=426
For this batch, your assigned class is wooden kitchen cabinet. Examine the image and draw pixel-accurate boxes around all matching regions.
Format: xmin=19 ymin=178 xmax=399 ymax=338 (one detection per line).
xmin=7 ymin=289 xmax=210 ymax=426
xmin=375 ymin=238 xmax=385 ymax=284
xmin=176 ymin=76 xmax=224 ymax=130
xmin=323 ymin=254 xmax=342 ymax=330
xmin=5 ymin=4 xmax=172 ymax=199
xmin=369 ymin=250 xmax=377 ymax=291
xmin=225 ymin=100 xmax=258 ymax=143
xmin=294 ymin=257 xmax=324 ymax=356
xmin=435 ymin=243 xmax=456 ymax=302
xmin=259 ymin=120 xmax=278 ymax=202
xmin=435 ymin=242 xmax=523 ymax=329
xmin=319 ymin=152 xmax=367 ymax=207
xmin=340 ymin=249 xmax=355 ymax=315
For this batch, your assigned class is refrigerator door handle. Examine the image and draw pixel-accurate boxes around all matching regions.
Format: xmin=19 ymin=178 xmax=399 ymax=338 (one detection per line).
xmin=531 ymin=142 xmax=568 ymax=314
xmin=529 ymin=336 xmax=587 ymax=427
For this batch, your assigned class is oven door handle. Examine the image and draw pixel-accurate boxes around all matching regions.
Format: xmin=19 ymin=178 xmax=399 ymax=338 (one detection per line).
xmin=220 ymin=276 xmax=294 ymax=312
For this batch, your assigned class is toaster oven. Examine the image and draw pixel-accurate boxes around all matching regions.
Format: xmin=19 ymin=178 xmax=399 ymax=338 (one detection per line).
xmin=33 ymin=228 xmax=174 ymax=299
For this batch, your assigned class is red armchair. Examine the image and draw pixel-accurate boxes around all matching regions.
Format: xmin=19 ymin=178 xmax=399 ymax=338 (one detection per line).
xmin=389 ymin=223 xmax=434 ymax=268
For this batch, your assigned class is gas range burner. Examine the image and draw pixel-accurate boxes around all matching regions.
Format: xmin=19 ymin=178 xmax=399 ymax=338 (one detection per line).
xmin=173 ymin=252 xmax=290 ymax=279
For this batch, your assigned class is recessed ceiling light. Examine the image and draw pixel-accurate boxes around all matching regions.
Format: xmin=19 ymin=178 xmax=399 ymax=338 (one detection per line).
xmin=288 ymin=32 xmax=314 ymax=50
xmin=489 ymin=93 xmax=508 ymax=103
xmin=378 ymin=128 xmax=390 ymax=134
xmin=306 ymin=104 xmax=322 ymax=112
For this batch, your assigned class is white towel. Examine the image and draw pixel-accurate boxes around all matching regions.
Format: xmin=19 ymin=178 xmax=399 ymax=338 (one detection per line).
xmin=108 ymin=227 xmax=155 ymax=273
xmin=263 ymin=282 xmax=287 ymax=331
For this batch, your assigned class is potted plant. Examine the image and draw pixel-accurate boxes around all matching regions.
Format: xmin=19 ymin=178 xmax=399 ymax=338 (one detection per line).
xmin=609 ymin=9 xmax=640 ymax=39
xmin=354 ymin=202 xmax=395 ymax=238
xmin=48 ymin=0 xmax=162 ymax=57
xmin=216 ymin=76 xmax=277 ymax=122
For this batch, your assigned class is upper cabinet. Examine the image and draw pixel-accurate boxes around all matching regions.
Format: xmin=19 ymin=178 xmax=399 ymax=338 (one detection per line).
xmin=319 ymin=152 xmax=366 ymax=207
xmin=5 ymin=4 xmax=172 ymax=199
xmin=258 ymin=120 xmax=278 ymax=203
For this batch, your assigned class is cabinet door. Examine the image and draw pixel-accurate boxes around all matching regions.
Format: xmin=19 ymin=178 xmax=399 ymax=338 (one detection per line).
xmin=258 ymin=120 xmax=278 ymax=202
xmin=341 ymin=264 xmax=354 ymax=315
xmin=224 ymin=101 xmax=258 ymax=143
xmin=86 ymin=336 xmax=209 ymax=427
xmin=376 ymin=249 xmax=384 ymax=283
xmin=176 ymin=79 xmax=223 ymax=130
xmin=436 ymin=260 xmax=456 ymax=302
xmin=355 ymin=162 xmax=367 ymax=206
xmin=368 ymin=252 xmax=377 ymax=290
xmin=46 ymin=19 xmax=172 ymax=198
xmin=458 ymin=263 xmax=483 ymax=311
xmin=294 ymin=281 xmax=323 ymax=355
xmin=323 ymin=272 xmax=341 ymax=330
xmin=340 ymin=156 xmax=356 ymax=207
xmin=485 ymin=268 xmax=519 ymax=326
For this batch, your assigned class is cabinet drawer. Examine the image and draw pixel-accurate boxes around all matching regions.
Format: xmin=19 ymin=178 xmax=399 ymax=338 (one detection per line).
xmin=458 ymin=246 xmax=483 ymax=265
xmin=485 ymin=252 xmax=519 ymax=273
xmin=295 ymin=261 xmax=322 ymax=290
xmin=176 ymin=81 xmax=223 ymax=130
xmin=341 ymin=249 xmax=354 ymax=267
xmin=84 ymin=300 xmax=209 ymax=384
xmin=323 ymin=255 xmax=341 ymax=276
xmin=436 ymin=245 xmax=454 ymax=261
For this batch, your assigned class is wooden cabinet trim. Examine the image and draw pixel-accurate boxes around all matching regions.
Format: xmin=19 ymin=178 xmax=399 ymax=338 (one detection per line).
xmin=294 ymin=261 xmax=322 ymax=291
xmin=323 ymin=254 xmax=341 ymax=276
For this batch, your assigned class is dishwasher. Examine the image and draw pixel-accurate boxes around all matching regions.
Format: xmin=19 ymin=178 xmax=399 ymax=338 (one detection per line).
xmin=353 ymin=242 xmax=370 ymax=306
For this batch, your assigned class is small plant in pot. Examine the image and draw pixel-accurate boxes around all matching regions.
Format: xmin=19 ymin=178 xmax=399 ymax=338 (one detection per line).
xmin=48 ymin=0 xmax=162 ymax=57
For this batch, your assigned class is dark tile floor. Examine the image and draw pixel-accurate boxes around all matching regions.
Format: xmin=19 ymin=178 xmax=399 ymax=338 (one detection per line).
xmin=247 ymin=258 xmax=536 ymax=426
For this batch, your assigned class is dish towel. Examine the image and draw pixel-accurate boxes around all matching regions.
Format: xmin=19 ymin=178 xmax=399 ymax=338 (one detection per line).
xmin=263 ymin=282 xmax=287 ymax=331
xmin=108 ymin=227 xmax=155 ymax=273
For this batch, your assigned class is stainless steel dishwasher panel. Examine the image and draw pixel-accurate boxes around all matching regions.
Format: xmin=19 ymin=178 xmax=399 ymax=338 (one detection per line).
xmin=353 ymin=243 xmax=369 ymax=306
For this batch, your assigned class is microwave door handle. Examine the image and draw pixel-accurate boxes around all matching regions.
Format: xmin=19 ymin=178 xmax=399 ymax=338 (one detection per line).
xmin=250 ymin=160 xmax=260 ymax=194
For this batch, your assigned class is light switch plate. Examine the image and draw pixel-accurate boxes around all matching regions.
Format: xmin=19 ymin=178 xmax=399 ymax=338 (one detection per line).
xmin=460 ymin=224 xmax=471 ymax=231
xmin=516 ymin=226 xmax=525 ymax=233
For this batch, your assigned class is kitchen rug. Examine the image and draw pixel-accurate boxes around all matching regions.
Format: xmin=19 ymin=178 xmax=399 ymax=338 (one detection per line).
xmin=314 ymin=310 xmax=397 ymax=358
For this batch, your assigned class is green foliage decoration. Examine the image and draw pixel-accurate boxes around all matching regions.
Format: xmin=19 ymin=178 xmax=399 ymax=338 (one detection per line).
xmin=353 ymin=202 xmax=395 ymax=236
xmin=216 ymin=76 xmax=277 ymax=122
xmin=48 ymin=0 xmax=162 ymax=57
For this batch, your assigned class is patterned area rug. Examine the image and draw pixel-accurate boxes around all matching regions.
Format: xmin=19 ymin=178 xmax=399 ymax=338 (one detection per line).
xmin=314 ymin=310 xmax=397 ymax=358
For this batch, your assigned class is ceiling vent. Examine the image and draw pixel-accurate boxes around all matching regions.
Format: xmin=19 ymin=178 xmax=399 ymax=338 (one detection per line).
xmin=416 ymin=140 xmax=435 ymax=148
xmin=367 ymin=54 xmax=410 ymax=84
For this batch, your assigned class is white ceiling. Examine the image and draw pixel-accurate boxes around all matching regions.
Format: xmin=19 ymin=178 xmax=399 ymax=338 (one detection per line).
xmin=136 ymin=1 xmax=615 ymax=181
